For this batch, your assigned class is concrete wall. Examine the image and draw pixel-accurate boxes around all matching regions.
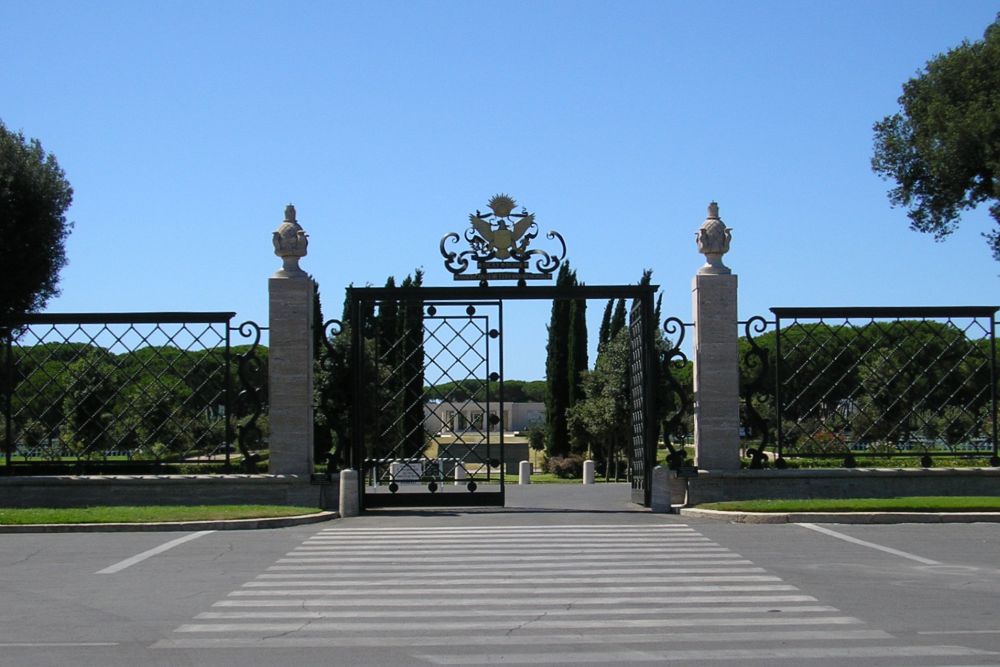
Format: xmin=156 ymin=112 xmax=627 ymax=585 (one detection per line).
xmin=0 ymin=475 xmax=339 ymax=510
xmin=662 ymin=468 xmax=1000 ymax=507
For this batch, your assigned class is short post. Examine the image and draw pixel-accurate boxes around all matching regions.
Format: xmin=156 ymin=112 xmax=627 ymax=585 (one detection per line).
xmin=691 ymin=202 xmax=741 ymax=471
xmin=582 ymin=459 xmax=595 ymax=485
xmin=650 ymin=465 xmax=670 ymax=512
xmin=454 ymin=462 xmax=467 ymax=485
xmin=268 ymin=204 xmax=314 ymax=475
xmin=518 ymin=460 xmax=531 ymax=485
xmin=339 ymin=469 xmax=359 ymax=517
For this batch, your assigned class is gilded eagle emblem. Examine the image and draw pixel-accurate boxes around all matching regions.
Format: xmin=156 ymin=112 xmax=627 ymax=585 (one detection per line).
xmin=469 ymin=194 xmax=534 ymax=260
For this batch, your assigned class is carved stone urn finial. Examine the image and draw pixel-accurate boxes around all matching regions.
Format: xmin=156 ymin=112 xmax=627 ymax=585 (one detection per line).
xmin=695 ymin=201 xmax=732 ymax=275
xmin=272 ymin=203 xmax=309 ymax=277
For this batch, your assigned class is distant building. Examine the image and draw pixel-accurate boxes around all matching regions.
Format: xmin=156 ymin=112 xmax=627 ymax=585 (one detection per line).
xmin=424 ymin=401 xmax=545 ymax=434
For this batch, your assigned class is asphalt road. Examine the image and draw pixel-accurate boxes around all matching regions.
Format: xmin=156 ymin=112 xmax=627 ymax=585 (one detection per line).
xmin=1 ymin=484 xmax=998 ymax=666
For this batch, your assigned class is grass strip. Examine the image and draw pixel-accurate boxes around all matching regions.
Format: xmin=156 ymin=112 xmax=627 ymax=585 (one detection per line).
xmin=697 ymin=496 xmax=1000 ymax=513
xmin=0 ymin=505 xmax=321 ymax=525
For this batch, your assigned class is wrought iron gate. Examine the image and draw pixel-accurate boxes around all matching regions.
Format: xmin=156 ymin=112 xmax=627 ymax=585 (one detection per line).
xmin=349 ymin=290 xmax=505 ymax=508
xmin=337 ymin=195 xmax=660 ymax=509
xmin=628 ymin=298 xmax=656 ymax=506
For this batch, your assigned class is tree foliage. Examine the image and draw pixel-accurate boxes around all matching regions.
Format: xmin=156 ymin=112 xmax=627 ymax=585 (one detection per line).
xmin=566 ymin=327 xmax=630 ymax=476
xmin=871 ymin=14 xmax=1000 ymax=260
xmin=314 ymin=271 xmax=425 ymax=468
xmin=9 ymin=340 xmax=242 ymax=462
xmin=736 ymin=320 xmax=994 ymax=456
xmin=0 ymin=121 xmax=73 ymax=323
xmin=544 ymin=263 xmax=586 ymax=456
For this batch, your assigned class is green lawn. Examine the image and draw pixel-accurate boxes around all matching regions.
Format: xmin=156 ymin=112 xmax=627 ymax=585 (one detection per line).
xmin=500 ymin=473 xmax=625 ymax=484
xmin=697 ymin=496 xmax=1000 ymax=513
xmin=0 ymin=505 xmax=321 ymax=525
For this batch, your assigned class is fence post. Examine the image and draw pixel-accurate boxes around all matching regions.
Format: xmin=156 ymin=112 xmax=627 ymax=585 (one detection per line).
xmin=691 ymin=202 xmax=741 ymax=471
xmin=268 ymin=204 xmax=315 ymax=475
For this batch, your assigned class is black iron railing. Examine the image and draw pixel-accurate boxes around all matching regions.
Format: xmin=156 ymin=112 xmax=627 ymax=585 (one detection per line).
xmin=0 ymin=313 xmax=267 ymax=474
xmin=740 ymin=307 xmax=998 ymax=467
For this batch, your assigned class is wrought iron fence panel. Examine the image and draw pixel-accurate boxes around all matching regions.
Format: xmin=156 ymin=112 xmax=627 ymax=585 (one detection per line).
xmin=0 ymin=312 xmax=266 ymax=473
xmin=770 ymin=307 xmax=999 ymax=467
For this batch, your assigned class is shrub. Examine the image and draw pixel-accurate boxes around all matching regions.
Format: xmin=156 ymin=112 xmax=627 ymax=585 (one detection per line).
xmin=546 ymin=454 xmax=585 ymax=479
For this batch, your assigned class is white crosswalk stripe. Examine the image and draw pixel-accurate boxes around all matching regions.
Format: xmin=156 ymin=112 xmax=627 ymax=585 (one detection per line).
xmin=153 ymin=523 xmax=998 ymax=664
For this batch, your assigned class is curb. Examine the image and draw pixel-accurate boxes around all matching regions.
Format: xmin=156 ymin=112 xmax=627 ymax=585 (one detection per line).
xmin=0 ymin=511 xmax=338 ymax=533
xmin=679 ymin=508 xmax=1000 ymax=524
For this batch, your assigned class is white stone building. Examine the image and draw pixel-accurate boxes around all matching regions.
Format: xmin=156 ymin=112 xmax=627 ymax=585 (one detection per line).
xmin=424 ymin=401 xmax=545 ymax=435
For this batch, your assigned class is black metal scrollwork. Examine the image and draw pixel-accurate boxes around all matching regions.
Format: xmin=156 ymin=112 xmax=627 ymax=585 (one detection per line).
xmin=321 ymin=318 xmax=342 ymax=356
xmin=509 ymin=229 xmax=567 ymax=275
xmin=233 ymin=320 xmax=266 ymax=473
xmin=661 ymin=317 xmax=690 ymax=470
xmin=741 ymin=316 xmax=777 ymax=469
xmin=440 ymin=194 xmax=567 ymax=285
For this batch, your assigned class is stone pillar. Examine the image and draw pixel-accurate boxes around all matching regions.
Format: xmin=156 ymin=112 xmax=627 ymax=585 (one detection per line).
xmin=268 ymin=204 xmax=315 ymax=476
xmin=692 ymin=202 xmax=741 ymax=471
xmin=582 ymin=459 xmax=595 ymax=485
xmin=454 ymin=463 xmax=467 ymax=485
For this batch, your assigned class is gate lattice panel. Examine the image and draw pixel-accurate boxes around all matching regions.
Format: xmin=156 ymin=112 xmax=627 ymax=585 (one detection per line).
xmin=628 ymin=299 xmax=655 ymax=505
xmin=352 ymin=295 xmax=504 ymax=508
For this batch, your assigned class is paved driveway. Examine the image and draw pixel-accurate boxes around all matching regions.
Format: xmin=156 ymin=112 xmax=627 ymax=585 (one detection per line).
xmin=1 ymin=484 xmax=998 ymax=666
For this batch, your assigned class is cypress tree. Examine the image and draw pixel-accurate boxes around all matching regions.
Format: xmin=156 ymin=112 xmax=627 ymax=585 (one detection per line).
xmin=610 ymin=298 xmax=627 ymax=338
xmin=545 ymin=263 xmax=573 ymax=456
xmin=312 ymin=279 xmax=334 ymax=465
xmin=598 ymin=299 xmax=613 ymax=350
xmin=376 ymin=277 xmax=402 ymax=454
xmin=567 ymin=270 xmax=588 ymax=408
xmin=399 ymin=269 xmax=426 ymax=455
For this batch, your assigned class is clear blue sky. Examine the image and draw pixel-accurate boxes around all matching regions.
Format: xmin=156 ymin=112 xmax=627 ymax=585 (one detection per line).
xmin=3 ymin=1 xmax=998 ymax=380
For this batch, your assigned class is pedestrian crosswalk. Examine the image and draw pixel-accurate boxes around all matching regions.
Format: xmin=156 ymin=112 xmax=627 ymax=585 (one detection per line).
xmin=152 ymin=523 xmax=997 ymax=665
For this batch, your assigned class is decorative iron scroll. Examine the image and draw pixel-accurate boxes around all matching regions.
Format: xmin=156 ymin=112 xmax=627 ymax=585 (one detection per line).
xmin=321 ymin=318 xmax=342 ymax=357
xmin=440 ymin=194 xmax=566 ymax=286
xmin=318 ymin=318 xmax=350 ymax=471
xmin=232 ymin=320 xmax=267 ymax=473
xmin=740 ymin=317 xmax=776 ymax=468
xmin=661 ymin=317 xmax=691 ymax=470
